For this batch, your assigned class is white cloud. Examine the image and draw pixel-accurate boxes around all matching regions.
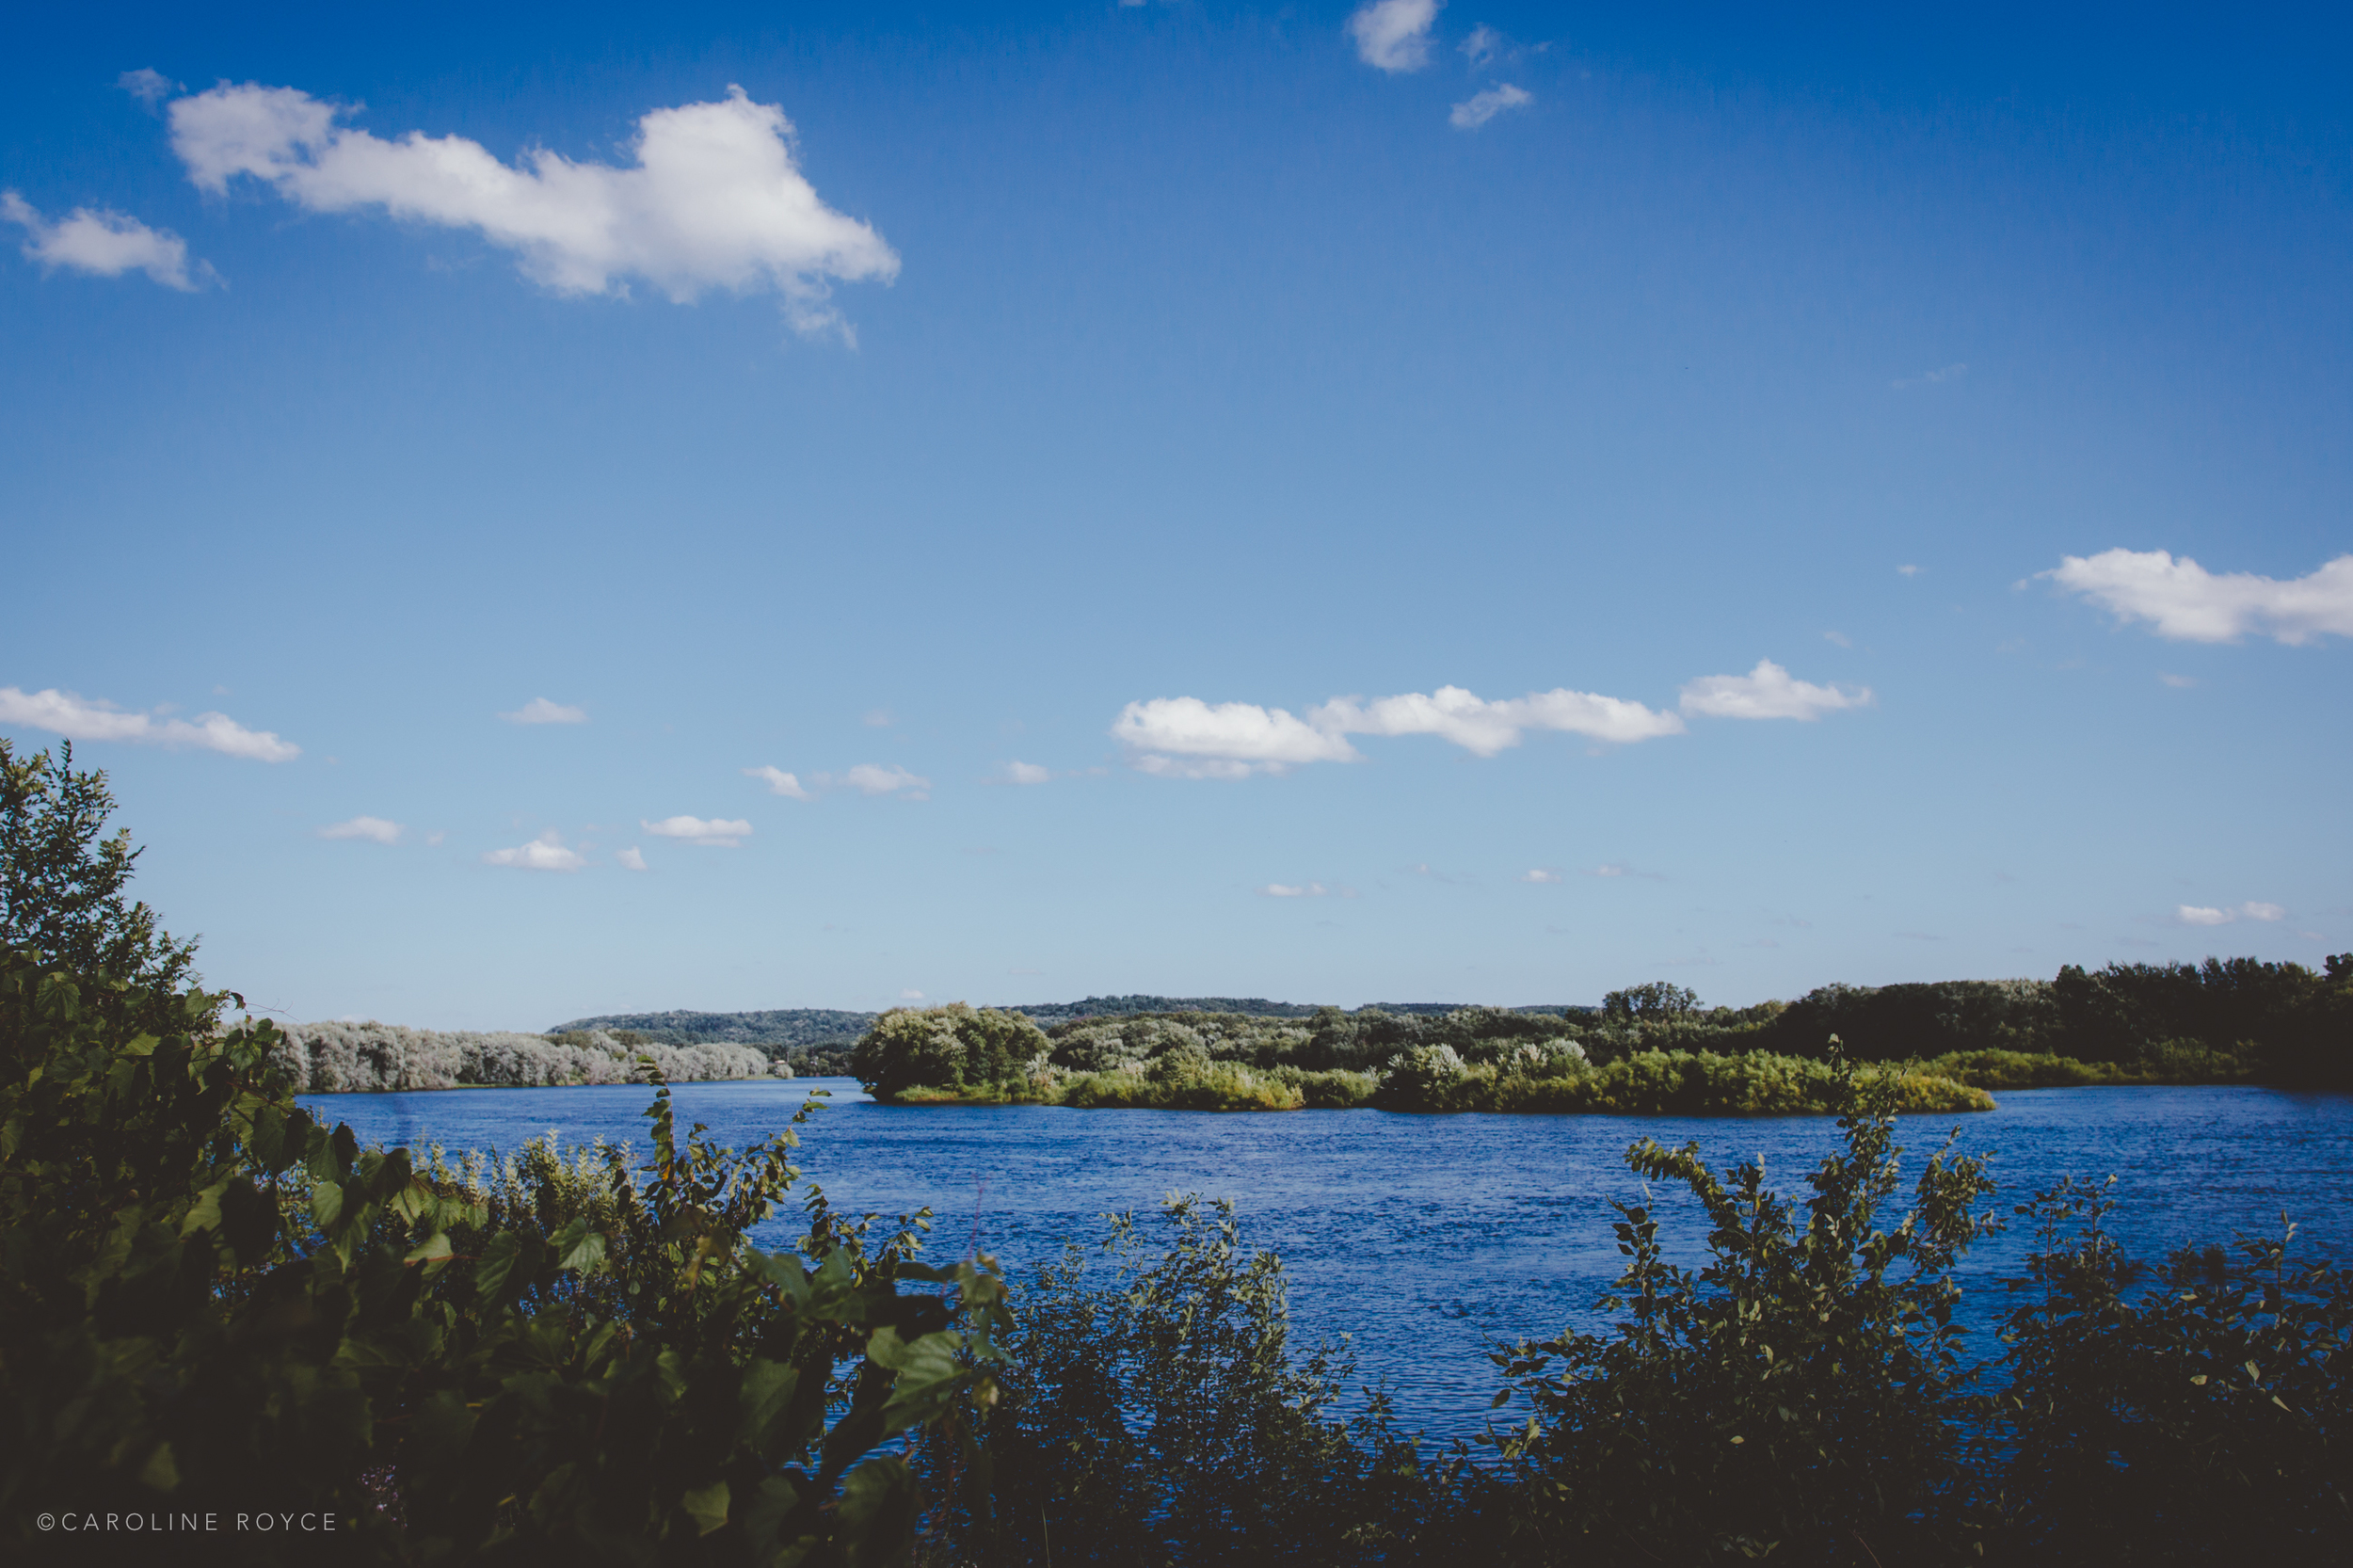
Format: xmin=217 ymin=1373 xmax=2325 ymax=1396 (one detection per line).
xmin=1520 ymin=869 xmax=1562 ymax=884
xmin=2159 ymin=672 xmax=2199 ymax=689
xmin=861 ymin=708 xmax=894 ymax=727
xmin=1461 ymin=24 xmax=1502 ymax=66
xmin=1347 ymin=0 xmax=1441 ymax=73
xmin=1897 ymin=564 xmax=1924 ymax=577
xmin=744 ymin=764 xmax=814 ymax=799
xmin=642 ymin=814 xmax=752 ymax=846
xmin=2043 ymin=549 xmax=2353 ymax=646
xmin=1112 ymin=697 xmax=1362 ymax=777
xmin=617 ymin=845 xmax=648 ymax=872
xmin=1317 ymin=685 xmax=1684 ymax=754
xmin=1678 ymin=660 xmax=1872 ymax=721
xmin=1261 ymin=883 xmax=1328 ymax=898
xmin=1449 ymin=84 xmax=1532 ymax=129
xmin=483 ymin=829 xmax=585 ymax=871
xmin=2177 ymin=901 xmax=2287 ymax=927
xmin=1893 ymin=362 xmax=1967 ymax=389
xmin=319 ymin=815 xmax=401 ymax=844
xmin=120 ymin=69 xmax=182 ymax=106
xmin=901 ymin=988 xmax=925 ymax=1000
xmin=168 ymin=83 xmax=899 ymax=336
xmin=2 ymin=191 xmax=213 ymax=290
xmin=1001 ymin=760 xmax=1052 ymax=785
xmin=499 ymin=696 xmax=585 ymax=725
xmin=823 ymin=763 xmax=929 ymax=797
xmin=0 ymin=685 xmax=298 ymax=760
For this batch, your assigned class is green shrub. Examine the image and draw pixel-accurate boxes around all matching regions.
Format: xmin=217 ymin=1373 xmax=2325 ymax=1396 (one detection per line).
xmin=0 ymin=951 xmax=1006 ymax=1563
xmin=928 ymin=1197 xmax=1452 ymax=1566
xmin=1489 ymin=1069 xmax=1998 ymax=1563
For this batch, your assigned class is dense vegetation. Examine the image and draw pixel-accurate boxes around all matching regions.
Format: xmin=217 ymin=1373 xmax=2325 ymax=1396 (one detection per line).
xmin=571 ymin=961 xmax=2353 ymax=1099
xmin=845 ymin=955 xmax=2352 ymax=1112
xmin=280 ymin=1017 xmax=780 ymax=1092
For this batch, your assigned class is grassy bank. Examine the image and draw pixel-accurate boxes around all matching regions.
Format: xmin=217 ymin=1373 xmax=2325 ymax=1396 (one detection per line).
xmin=878 ymin=1048 xmax=1995 ymax=1114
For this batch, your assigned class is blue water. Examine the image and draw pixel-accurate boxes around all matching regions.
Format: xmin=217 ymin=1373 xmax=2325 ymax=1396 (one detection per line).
xmin=305 ymin=1080 xmax=2353 ymax=1442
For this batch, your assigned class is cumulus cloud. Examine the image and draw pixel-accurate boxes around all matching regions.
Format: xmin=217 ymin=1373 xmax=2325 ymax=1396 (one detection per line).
xmin=1316 ymin=685 xmax=1685 ymax=754
xmin=1000 ymin=760 xmax=1052 ymax=785
xmin=1348 ymin=0 xmax=1441 ymax=72
xmin=2 ymin=191 xmax=213 ymax=290
xmin=1112 ymin=697 xmax=1363 ymax=778
xmin=0 ymin=685 xmax=298 ymax=760
xmin=483 ymin=829 xmax=585 ymax=871
xmin=500 ymin=696 xmax=585 ymax=725
xmin=167 ymin=82 xmax=899 ymax=335
xmin=617 ymin=845 xmax=648 ymax=872
xmin=1520 ymin=869 xmax=1562 ymax=884
xmin=823 ymin=763 xmax=929 ymax=798
xmin=1117 ymin=664 xmax=1872 ymax=778
xmin=1461 ymin=24 xmax=1502 ymax=66
xmin=2044 ymin=549 xmax=2353 ymax=646
xmin=642 ymin=815 xmax=752 ymax=846
xmin=1261 ymin=882 xmax=1328 ymax=898
xmin=744 ymin=764 xmax=813 ymax=799
xmin=319 ymin=815 xmax=401 ymax=844
xmin=1450 ymin=84 xmax=1532 ymax=129
xmin=2177 ymin=901 xmax=2286 ymax=926
xmin=1678 ymin=660 xmax=1872 ymax=721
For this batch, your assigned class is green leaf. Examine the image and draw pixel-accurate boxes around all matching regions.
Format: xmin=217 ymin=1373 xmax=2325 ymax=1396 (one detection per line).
xmin=681 ymin=1480 xmax=730 ymax=1537
xmin=473 ymin=1231 xmax=525 ymax=1302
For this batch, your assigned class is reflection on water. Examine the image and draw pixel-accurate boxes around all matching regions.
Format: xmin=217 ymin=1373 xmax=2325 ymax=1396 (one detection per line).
xmin=307 ymin=1080 xmax=2353 ymax=1442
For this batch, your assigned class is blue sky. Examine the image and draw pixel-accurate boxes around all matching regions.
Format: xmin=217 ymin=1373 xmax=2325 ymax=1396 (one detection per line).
xmin=4 ymin=2 xmax=2347 ymax=1029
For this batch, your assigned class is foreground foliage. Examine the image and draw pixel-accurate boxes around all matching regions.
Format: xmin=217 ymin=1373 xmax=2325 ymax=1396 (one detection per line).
xmin=0 ymin=950 xmax=1004 ymax=1563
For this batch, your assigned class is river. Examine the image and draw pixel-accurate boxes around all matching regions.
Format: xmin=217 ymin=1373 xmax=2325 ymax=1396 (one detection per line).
xmin=304 ymin=1079 xmax=2353 ymax=1442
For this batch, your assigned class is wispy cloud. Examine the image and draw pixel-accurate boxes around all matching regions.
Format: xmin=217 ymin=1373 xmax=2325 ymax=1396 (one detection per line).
xmin=1450 ymin=84 xmax=1531 ymax=129
xmin=2177 ymin=901 xmax=2286 ymax=926
xmin=2043 ymin=549 xmax=2353 ymax=645
xmin=2 ymin=191 xmax=213 ymax=290
xmin=1520 ymin=868 xmax=1562 ymax=884
xmin=617 ymin=845 xmax=648 ymax=872
xmin=1347 ymin=0 xmax=1440 ymax=73
xmin=500 ymin=696 xmax=585 ymax=725
xmin=642 ymin=815 xmax=752 ymax=846
xmin=1678 ymin=660 xmax=1872 ymax=721
xmin=2159 ymin=673 xmax=2199 ymax=689
xmin=1261 ymin=882 xmax=1329 ymax=898
xmin=1587 ymin=863 xmax=1667 ymax=881
xmin=1460 ymin=24 xmax=1502 ymax=66
xmin=0 ymin=685 xmax=297 ymax=760
xmin=1893 ymin=362 xmax=1967 ymax=390
xmin=1897 ymin=564 xmax=1924 ymax=577
xmin=119 ymin=68 xmax=182 ymax=107
xmin=820 ymin=763 xmax=930 ymax=798
xmin=483 ymin=829 xmax=585 ymax=871
xmin=744 ymin=764 xmax=814 ymax=799
xmin=167 ymin=83 xmax=898 ymax=337
xmin=1000 ymin=760 xmax=1052 ymax=785
xmin=319 ymin=815 xmax=401 ymax=844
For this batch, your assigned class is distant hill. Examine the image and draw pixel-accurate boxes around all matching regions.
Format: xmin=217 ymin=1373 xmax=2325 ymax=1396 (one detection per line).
xmin=551 ymin=996 xmax=1595 ymax=1048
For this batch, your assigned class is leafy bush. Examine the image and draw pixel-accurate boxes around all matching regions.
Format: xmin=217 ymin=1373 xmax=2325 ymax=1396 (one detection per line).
xmin=0 ymin=951 xmax=1003 ymax=1562
xmin=927 ymin=1197 xmax=1449 ymax=1567
xmin=1489 ymin=1071 xmax=1998 ymax=1563
xmin=853 ymin=1004 xmax=1052 ymax=1101
xmin=1984 ymin=1177 xmax=2353 ymax=1563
